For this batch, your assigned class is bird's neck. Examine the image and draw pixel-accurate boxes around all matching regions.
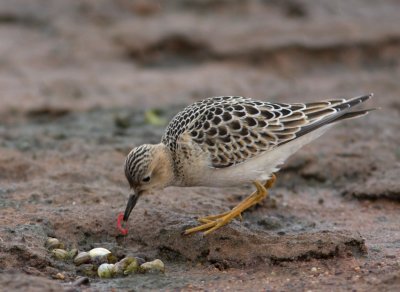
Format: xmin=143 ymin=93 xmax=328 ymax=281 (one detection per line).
xmin=151 ymin=143 xmax=176 ymax=188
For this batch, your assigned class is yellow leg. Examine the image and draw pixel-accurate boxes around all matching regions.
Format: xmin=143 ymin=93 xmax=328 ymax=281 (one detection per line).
xmin=197 ymin=174 xmax=276 ymax=224
xmin=198 ymin=211 xmax=242 ymax=224
xmin=264 ymin=174 xmax=276 ymax=189
xmin=184 ymin=174 xmax=276 ymax=235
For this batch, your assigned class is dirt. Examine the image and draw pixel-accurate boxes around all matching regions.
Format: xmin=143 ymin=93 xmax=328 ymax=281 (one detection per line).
xmin=0 ymin=0 xmax=400 ymax=291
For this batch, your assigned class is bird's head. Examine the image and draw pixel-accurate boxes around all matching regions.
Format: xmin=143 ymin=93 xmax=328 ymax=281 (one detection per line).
xmin=123 ymin=143 xmax=174 ymax=221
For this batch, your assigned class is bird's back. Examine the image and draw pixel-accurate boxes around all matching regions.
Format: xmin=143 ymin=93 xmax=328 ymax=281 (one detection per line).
xmin=161 ymin=94 xmax=374 ymax=186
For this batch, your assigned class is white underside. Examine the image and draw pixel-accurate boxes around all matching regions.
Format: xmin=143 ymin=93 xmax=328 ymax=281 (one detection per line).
xmin=194 ymin=124 xmax=333 ymax=187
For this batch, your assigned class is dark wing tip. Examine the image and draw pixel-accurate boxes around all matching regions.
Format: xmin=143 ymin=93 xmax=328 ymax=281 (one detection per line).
xmin=279 ymin=93 xmax=374 ymax=146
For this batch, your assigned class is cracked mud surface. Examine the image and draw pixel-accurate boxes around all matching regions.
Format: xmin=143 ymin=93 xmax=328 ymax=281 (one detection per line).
xmin=0 ymin=0 xmax=399 ymax=291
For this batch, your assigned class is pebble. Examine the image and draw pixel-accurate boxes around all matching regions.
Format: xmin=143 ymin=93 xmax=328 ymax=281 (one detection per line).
xmin=68 ymin=248 xmax=78 ymax=259
xmin=54 ymin=272 xmax=65 ymax=280
xmin=52 ymin=249 xmax=69 ymax=260
xmin=47 ymin=240 xmax=166 ymax=279
xmin=46 ymin=238 xmax=63 ymax=250
xmin=113 ymin=257 xmax=138 ymax=275
xmin=89 ymin=247 xmax=113 ymax=265
xmin=140 ymin=259 xmax=165 ymax=273
xmin=124 ymin=259 xmax=140 ymax=275
xmin=97 ymin=263 xmax=115 ymax=278
xmin=74 ymin=252 xmax=91 ymax=266
xmin=88 ymin=247 xmax=111 ymax=258
xmin=311 ymin=267 xmax=318 ymax=273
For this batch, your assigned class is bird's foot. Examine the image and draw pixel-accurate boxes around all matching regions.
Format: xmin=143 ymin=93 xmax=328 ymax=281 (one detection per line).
xmin=184 ymin=175 xmax=276 ymax=236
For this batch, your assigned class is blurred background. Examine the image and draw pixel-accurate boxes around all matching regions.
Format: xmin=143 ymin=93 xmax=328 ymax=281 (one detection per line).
xmin=0 ymin=0 xmax=399 ymax=114
xmin=0 ymin=1 xmax=400 ymax=290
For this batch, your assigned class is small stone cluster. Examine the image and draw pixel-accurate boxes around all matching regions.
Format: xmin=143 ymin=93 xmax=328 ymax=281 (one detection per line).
xmin=45 ymin=237 xmax=165 ymax=279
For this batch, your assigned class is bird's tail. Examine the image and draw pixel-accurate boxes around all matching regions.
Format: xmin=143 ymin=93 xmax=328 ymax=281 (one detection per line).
xmin=296 ymin=93 xmax=375 ymax=138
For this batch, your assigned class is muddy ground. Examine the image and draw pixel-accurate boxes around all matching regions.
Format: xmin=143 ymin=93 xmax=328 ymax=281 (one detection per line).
xmin=0 ymin=0 xmax=400 ymax=291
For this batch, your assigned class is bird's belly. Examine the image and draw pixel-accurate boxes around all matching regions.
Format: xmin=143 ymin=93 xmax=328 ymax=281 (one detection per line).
xmin=182 ymin=161 xmax=276 ymax=188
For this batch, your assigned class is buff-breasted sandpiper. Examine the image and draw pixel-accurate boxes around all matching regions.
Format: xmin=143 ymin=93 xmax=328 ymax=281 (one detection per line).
xmin=122 ymin=94 xmax=374 ymax=235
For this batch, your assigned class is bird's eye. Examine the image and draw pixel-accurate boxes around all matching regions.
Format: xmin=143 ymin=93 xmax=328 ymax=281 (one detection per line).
xmin=142 ymin=176 xmax=151 ymax=182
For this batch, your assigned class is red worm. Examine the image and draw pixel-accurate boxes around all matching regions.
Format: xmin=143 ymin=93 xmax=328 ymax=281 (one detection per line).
xmin=117 ymin=212 xmax=128 ymax=235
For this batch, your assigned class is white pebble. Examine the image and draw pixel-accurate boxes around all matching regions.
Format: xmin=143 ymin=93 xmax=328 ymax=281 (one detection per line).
xmin=97 ymin=263 xmax=115 ymax=278
xmin=140 ymin=259 xmax=165 ymax=273
xmin=89 ymin=247 xmax=111 ymax=259
xmin=311 ymin=267 xmax=318 ymax=273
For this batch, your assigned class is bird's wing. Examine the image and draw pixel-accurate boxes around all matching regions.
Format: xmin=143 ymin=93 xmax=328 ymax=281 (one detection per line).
xmin=163 ymin=95 xmax=372 ymax=169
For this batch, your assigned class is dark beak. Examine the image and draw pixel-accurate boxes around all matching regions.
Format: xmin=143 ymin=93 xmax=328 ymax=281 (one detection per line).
xmin=123 ymin=192 xmax=140 ymax=221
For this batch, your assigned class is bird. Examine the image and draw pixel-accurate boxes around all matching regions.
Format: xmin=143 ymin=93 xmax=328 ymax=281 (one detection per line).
xmin=122 ymin=94 xmax=374 ymax=235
